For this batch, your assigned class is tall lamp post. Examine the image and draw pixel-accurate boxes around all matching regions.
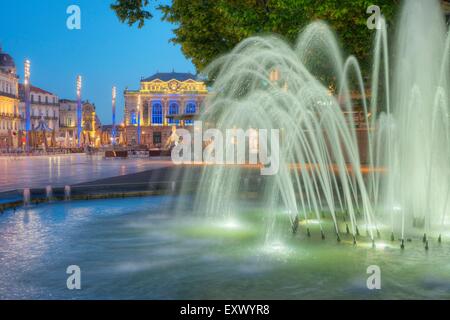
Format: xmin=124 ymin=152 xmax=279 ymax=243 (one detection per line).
xmin=76 ymin=75 xmax=82 ymax=148
xmin=137 ymin=94 xmax=141 ymax=145
xmin=111 ymin=86 xmax=117 ymax=146
xmin=24 ymin=60 xmax=31 ymax=153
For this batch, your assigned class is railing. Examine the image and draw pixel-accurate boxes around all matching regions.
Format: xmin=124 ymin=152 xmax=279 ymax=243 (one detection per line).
xmin=30 ymin=115 xmax=58 ymax=120
xmin=0 ymin=112 xmax=21 ymax=119
xmin=29 ymin=101 xmax=60 ymax=106
xmin=0 ymin=92 xmax=19 ymax=99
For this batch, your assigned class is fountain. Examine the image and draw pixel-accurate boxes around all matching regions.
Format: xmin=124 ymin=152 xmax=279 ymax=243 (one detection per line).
xmin=23 ymin=188 xmax=31 ymax=207
xmin=3 ymin=0 xmax=450 ymax=301
xmin=64 ymin=185 xmax=71 ymax=201
xmin=178 ymin=0 xmax=450 ymax=247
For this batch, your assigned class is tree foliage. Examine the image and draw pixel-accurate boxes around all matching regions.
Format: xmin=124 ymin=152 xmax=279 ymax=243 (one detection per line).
xmin=110 ymin=0 xmax=153 ymax=28
xmin=111 ymin=0 xmax=400 ymax=74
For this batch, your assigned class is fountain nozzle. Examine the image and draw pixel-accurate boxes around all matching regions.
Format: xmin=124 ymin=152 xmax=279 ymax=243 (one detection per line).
xmin=376 ymin=229 xmax=381 ymax=239
xmin=353 ymin=236 xmax=357 ymax=245
xmin=390 ymin=232 xmax=395 ymax=242
xmin=438 ymin=234 xmax=442 ymax=244
xmin=372 ymin=239 xmax=376 ymax=249
xmin=401 ymin=239 xmax=405 ymax=250
xmin=321 ymin=230 xmax=325 ymax=240
xmin=345 ymin=224 xmax=350 ymax=235
xmin=422 ymin=233 xmax=427 ymax=243
xmin=306 ymin=228 xmax=311 ymax=238
xmin=356 ymin=226 xmax=360 ymax=237
xmin=336 ymin=234 xmax=341 ymax=242
xmin=425 ymin=240 xmax=429 ymax=251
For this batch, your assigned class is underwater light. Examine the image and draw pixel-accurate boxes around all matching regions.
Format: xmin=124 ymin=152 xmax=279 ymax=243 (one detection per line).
xmin=220 ymin=218 xmax=243 ymax=230
xmin=262 ymin=241 xmax=291 ymax=255
xmin=375 ymin=242 xmax=390 ymax=250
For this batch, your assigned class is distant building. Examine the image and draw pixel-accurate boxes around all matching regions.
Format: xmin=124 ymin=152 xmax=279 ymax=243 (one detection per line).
xmin=58 ymin=99 xmax=101 ymax=147
xmin=0 ymin=46 xmax=20 ymax=149
xmin=19 ymin=84 xmax=59 ymax=133
xmin=81 ymin=101 xmax=102 ymax=147
xmin=123 ymin=71 xmax=208 ymax=148
xmin=58 ymin=99 xmax=78 ymax=146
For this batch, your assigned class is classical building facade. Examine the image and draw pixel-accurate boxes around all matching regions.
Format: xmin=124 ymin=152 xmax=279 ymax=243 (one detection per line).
xmin=58 ymin=99 xmax=77 ymax=146
xmin=124 ymin=71 xmax=208 ymax=148
xmin=19 ymin=84 xmax=59 ymax=133
xmin=0 ymin=46 xmax=20 ymax=149
xmin=58 ymin=99 xmax=102 ymax=147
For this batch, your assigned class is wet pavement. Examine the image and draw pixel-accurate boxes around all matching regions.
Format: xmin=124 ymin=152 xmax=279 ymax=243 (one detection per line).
xmin=0 ymin=154 xmax=173 ymax=192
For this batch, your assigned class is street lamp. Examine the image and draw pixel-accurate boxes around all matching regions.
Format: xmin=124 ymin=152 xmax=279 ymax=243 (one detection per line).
xmin=24 ymin=60 xmax=31 ymax=153
xmin=112 ymin=86 xmax=117 ymax=146
xmin=76 ymin=75 xmax=82 ymax=148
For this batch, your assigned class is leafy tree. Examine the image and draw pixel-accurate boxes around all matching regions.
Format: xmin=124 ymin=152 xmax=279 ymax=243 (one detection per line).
xmin=111 ymin=0 xmax=400 ymax=75
xmin=110 ymin=0 xmax=153 ymax=28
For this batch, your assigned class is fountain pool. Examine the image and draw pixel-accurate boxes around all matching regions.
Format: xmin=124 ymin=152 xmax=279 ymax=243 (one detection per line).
xmin=1 ymin=196 xmax=450 ymax=299
xmin=2 ymin=0 xmax=450 ymax=300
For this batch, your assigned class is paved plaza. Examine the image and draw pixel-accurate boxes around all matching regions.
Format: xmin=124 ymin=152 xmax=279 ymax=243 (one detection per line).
xmin=0 ymin=154 xmax=173 ymax=192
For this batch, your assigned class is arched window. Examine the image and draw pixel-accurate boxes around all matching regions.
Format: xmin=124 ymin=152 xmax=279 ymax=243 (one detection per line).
xmin=168 ymin=102 xmax=179 ymax=125
xmin=185 ymin=102 xmax=196 ymax=114
xmin=152 ymin=102 xmax=163 ymax=125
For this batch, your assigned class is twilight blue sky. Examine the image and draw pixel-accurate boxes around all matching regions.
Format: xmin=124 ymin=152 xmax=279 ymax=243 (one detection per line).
xmin=0 ymin=0 xmax=194 ymax=124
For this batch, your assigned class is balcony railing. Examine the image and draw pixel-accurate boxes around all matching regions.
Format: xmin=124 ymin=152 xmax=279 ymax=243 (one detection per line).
xmin=0 ymin=112 xmax=21 ymax=119
xmin=30 ymin=115 xmax=58 ymax=120
xmin=29 ymin=101 xmax=60 ymax=106
xmin=0 ymin=92 xmax=19 ymax=99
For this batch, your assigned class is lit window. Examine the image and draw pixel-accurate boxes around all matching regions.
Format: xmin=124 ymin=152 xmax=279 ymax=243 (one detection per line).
xmin=152 ymin=103 xmax=163 ymax=125
xmin=185 ymin=102 xmax=196 ymax=114
xmin=168 ymin=102 xmax=179 ymax=125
